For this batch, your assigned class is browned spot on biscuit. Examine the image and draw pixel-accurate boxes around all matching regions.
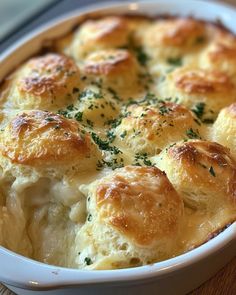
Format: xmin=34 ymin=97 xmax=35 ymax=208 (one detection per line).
xmin=0 ymin=111 xmax=93 ymax=166
xmin=209 ymin=43 xmax=236 ymax=61
xmin=175 ymin=70 xmax=233 ymax=94
xmin=96 ymin=166 xmax=183 ymax=246
xmin=18 ymin=53 xmax=80 ymax=98
xmin=84 ymin=49 xmax=136 ymax=76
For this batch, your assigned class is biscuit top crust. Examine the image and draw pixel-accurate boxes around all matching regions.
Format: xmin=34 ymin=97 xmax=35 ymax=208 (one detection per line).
xmin=0 ymin=111 xmax=95 ymax=167
xmin=96 ymin=165 xmax=183 ymax=246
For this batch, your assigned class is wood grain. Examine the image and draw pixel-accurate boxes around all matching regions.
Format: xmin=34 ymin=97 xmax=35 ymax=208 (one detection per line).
xmin=190 ymin=256 xmax=236 ymax=295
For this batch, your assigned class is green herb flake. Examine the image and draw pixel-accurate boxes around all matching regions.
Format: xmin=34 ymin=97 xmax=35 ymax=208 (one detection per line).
xmin=186 ymin=128 xmax=200 ymax=139
xmin=86 ymin=119 xmax=94 ymax=128
xmin=159 ymin=104 xmax=170 ymax=115
xmin=74 ymin=111 xmax=83 ymax=122
xmin=45 ymin=117 xmax=55 ymax=122
xmin=134 ymin=153 xmax=153 ymax=167
xmin=105 ymin=117 xmax=122 ymax=128
xmin=106 ymin=130 xmax=116 ymax=143
xmin=66 ymin=104 xmax=75 ymax=111
xmin=107 ymin=87 xmax=120 ymax=101
xmin=209 ymin=166 xmax=216 ymax=177
xmin=120 ymin=130 xmax=127 ymax=139
xmin=96 ymin=158 xmax=124 ymax=170
xmin=135 ymin=46 xmax=150 ymax=66
xmin=91 ymin=133 xmax=121 ymax=155
xmin=167 ymin=57 xmax=182 ymax=67
xmin=84 ymin=257 xmax=93 ymax=265
xmin=79 ymin=89 xmax=103 ymax=100
xmin=191 ymin=102 xmax=205 ymax=119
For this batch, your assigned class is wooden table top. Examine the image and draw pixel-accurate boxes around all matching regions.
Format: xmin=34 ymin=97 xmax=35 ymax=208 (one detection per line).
xmin=190 ymin=256 xmax=236 ymax=295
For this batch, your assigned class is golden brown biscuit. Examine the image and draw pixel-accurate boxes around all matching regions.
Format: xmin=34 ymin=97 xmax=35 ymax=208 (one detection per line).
xmin=142 ymin=18 xmax=206 ymax=61
xmin=6 ymin=54 xmax=80 ymax=111
xmin=75 ymin=165 xmax=184 ymax=269
xmin=212 ymin=103 xmax=236 ymax=157
xmin=82 ymin=49 xmax=141 ymax=97
xmin=200 ymin=31 xmax=236 ymax=76
xmin=156 ymin=140 xmax=236 ymax=211
xmin=158 ymin=67 xmax=236 ymax=120
xmin=0 ymin=110 xmax=100 ymax=169
xmin=70 ymin=17 xmax=129 ymax=60
xmin=114 ymin=101 xmax=203 ymax=155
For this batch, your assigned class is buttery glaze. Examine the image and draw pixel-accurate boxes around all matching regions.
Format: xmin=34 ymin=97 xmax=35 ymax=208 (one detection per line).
xmin=0 ymin=15 xmax=235 ymax=270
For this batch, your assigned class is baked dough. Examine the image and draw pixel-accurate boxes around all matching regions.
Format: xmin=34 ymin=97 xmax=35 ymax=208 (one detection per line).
xmin=5 ymin=54 xmax=81 ymax=111
xmin=70 ymin=16 xmax=129 ymax=60
xmin=76 ymin=166 xmax=184 ymax=269
xmin=156 ymin=140 xmax=236 ymax=211
xmin=0 ymin=110 xmax=100 ymax=170
xmin=114 ymin=101 xmax=203 ymax=155
xmin=82 ymin=49 xmax=141 ymax=97
xmin=158 ymin=67 xmax=236 ymax=120
xmin=212 ymin=103 xmax=236 ymax=157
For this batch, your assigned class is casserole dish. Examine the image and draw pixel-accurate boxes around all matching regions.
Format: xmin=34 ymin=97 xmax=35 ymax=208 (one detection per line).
xmin=0 ymin=0 xmax=236 ymax=294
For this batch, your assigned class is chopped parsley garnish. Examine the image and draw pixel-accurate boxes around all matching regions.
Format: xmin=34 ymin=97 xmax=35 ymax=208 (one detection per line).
xmin=120 ymin=130 xmax=127 ymax=139
xmin=186 ymin=128 xmax=201 ymax=139
xmin=87 ymin=214 xmax=92 ymax=222
xmin=86 ymin=119 xmax=94 ymax=128
xmin=107 ymin=87 xmax=120 ymax=101
xmin=105 ymin=117 xmax=122 ymax=128
xmin=191 ymin=102 xmax=205 ymax=119
xmin=106 ymin=130 xmax=116 ymax=143
xmin=91 ymin=133 xmax=121 ymax=155
xmin=45 ymin=117 xmax=55 ymax=122
xmin=209 ymin=166 xmax=216 ymax=177
xmin=159 ymin=104 xmax=171 ymax=115
xmin=66 ymin=104 xmax=75 ymax=111
xmin=74 ymin=111 xmax=83 ymax=122
xmin=57 ymin=109 xmax=72 ymax=119
xmin=167 ymin=57 xmax=182 ymax=66
xmin=134 ymin=46 xmax=150 ymax=66
xmin=134 ymin=153 xmax=153 ymax=167
xmin=96 ymin=158 xmax=124 ymax=170
xmin=137 ymin=92 xmax=159 ymax=106
xmin=79 ymin=89 xmax=103 ymax=100
xmin=91 ymin=79 xmax=102 ymax=88
xmin=84 ymin=257 xmax=92 ymax=265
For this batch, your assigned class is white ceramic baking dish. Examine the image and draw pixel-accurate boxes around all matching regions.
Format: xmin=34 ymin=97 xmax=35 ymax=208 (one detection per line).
xmin=0 ymin=1 xmax=236 ymax=294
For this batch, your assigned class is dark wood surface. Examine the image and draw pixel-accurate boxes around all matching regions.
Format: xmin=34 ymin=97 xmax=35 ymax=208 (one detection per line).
xmin=190 ymin=256 xmax=236 ymax=295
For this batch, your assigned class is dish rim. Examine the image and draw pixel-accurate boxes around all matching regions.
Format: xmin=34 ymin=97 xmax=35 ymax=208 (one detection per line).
xmin=0 ymin=0 xmax=235 ymax=290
